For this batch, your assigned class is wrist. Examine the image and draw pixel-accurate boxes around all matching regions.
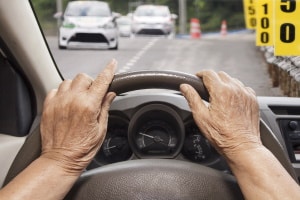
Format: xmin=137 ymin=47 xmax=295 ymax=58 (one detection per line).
xmin=0 ymin=156 xmax=79 ymax=200
xmin=224 ymin=145 xmax=267 ymax=169
xmin=223 ymin=144 xmax=264 ymax=164
xmin=216 ymin=131 xmax=263 ymax=163
xmin=40 ymin=150 xmax=87 ymax=176
xmin=224 ymin=146 xmax=300 ymax=200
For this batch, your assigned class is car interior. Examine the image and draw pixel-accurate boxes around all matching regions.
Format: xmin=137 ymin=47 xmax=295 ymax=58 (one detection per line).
xmin=0 ymin=1 xmax=300 ymax=200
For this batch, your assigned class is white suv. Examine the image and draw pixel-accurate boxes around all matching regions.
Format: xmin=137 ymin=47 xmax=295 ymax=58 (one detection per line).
xmin=58 ymin=1 xmax=118 ymax=50
xmin=131 ymin=5 xmax=177 ymax=37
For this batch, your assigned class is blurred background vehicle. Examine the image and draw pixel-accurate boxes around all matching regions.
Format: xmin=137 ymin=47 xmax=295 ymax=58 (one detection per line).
xmin=58 ymin=1 xmax=119 ymax=50
xmin=131 ymin=4 xmax=177 ymax=38
xmin=116 ymin=16 xmax=132 ymax=37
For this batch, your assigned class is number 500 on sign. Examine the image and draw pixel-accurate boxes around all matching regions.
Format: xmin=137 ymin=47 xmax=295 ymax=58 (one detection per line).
xmin=274 ymin=0 xmax=300 ymax=55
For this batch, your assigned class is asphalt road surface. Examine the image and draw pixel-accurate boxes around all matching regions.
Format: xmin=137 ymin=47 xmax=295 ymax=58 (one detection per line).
xmin=46 ymin=32 xmax=281 ymax=96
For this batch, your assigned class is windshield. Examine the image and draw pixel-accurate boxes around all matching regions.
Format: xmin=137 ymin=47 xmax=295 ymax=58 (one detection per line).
xmin=65 ymin=2 xmax=111 ymax=17
xmin=134 ymin=6 xmax=170 ymax=17
xmin=31 ymin=0 xmax=288 ymax=97
xmin=116 ymin=17 xmax=131 ymax=26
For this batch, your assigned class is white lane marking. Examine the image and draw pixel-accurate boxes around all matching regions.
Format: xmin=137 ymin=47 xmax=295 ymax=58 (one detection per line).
xmin=118 ymin=38 xmax=158 ymax=73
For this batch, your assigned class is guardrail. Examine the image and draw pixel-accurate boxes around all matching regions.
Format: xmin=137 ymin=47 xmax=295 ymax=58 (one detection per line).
xmin=261 ymin=47 xmax=300 ymax=97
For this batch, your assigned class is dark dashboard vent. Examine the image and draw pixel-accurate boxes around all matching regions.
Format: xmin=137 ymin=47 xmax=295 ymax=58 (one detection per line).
xmin=269 ymin=106 xmax=300 ymax=115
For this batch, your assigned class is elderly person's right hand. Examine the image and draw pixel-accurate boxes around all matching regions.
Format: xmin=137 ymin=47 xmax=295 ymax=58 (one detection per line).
xmin=180 ymin=70 xmax=263 ymax=161
xmin=180 ymin=70 xmax=300 ymax=200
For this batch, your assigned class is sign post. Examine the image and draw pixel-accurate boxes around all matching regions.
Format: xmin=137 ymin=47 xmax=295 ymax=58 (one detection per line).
xmin=274 ymin=0 xmax=300 ymax=55
xmin=256 ymin=0 xmax=273 ymax=46
xmin=243 ymin=0 xmax=257 ymax=29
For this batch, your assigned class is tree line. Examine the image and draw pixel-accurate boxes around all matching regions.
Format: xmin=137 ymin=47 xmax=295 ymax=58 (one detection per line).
xmin=31 ymin=0 xmax=245 ymax=34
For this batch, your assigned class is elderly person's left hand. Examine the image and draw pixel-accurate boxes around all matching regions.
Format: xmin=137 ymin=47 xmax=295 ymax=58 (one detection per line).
xmin=0 ymin=60 xmax=117 ymax=200
xmin=41 ymin=59 xmax=117 ymax=175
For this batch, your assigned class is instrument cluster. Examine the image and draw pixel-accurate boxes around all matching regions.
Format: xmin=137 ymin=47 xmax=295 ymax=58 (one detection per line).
xmin=89 ymin=102 xmax=223 ymax=170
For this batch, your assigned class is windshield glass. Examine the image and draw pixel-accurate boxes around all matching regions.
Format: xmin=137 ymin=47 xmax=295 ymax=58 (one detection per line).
xmin=31 ymin=0 xmax=288 ymax=97
xmin=134 ymin=6 xmax=170 ymax=17
xmin=116 ymin=17 xmax=131 ymax=25
xmin=65 ymin=2 xmax=111 ymax=17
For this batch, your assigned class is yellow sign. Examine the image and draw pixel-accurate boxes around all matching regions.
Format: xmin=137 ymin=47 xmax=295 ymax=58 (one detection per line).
xmin=274 ymin=0 xmax=300 ymax=55
xmin=256 ymin=0 xmax=273 ymax=46
xmin=243 ymin=0 xmax=256 ymax=29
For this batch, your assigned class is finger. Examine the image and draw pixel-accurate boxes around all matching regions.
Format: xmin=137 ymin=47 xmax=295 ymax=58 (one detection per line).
xmin=245 ymin=86 xmax=256 ymax=96
xmin=232 ymin=78 xmax=245 ymax=87
xmin=218 ymin=72 xmax=246 ymax=92
xmin=180 ymin=84 xmax=209 ymax=123
xmin=71 ymin=73 xmax=93 ymax=91
xmin=97 ymin=92 xmax=116 ymax=143
xmin=43 ymin=89 xmax=57 ymax=106
xmin=57 ymin=79 xmax=72 ymax=94
xmin=218 ymin=71 xmax=231 ymax=83
xmin=89 ymin=59 xmax=117 ymax=102
xmin=102 ymin=92 xmax=116 ymax=113
xmin=196 ymin=70 xmax=222 ymax=94
xmin=98 ymin=92 xmax=116 ymax=123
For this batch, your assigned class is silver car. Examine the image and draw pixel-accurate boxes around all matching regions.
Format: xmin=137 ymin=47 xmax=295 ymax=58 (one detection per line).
xmin=58 ymin=1 xmax=118 ymax=50
xmin=131 ymin=5 xmax=176 ymax=37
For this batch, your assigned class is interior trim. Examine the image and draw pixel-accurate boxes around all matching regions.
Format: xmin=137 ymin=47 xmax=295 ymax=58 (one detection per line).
xmin=0 ymin=134 xmax=25 ymax=187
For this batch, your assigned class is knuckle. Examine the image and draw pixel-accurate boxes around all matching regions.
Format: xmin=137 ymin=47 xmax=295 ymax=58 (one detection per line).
xmin=73 ymin=73 xmax=93 ymax=85
xmin=76 ymin=73 xmax=89 ymax=79
xmin=60 ymin=79 xmax=72 ymax=86
xmin=82 ymin=102 xmax=95 ymax=113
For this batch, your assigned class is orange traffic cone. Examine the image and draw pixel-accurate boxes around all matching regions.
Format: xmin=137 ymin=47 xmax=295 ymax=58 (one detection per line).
xmin=220 ymin=20 xmax=227 ymax=36
xmin=190 ymin=18 xmax=201 ymax=39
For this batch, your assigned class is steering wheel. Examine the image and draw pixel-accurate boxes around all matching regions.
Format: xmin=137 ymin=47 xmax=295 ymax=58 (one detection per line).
xmin=4 ymin=71 xmax=297 ymax=200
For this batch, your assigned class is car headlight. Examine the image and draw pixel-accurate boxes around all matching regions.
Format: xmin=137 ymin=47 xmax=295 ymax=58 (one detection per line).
xmin=62 ymin=21 xmax=76 ymax=29
xmin=103 ymin=22 xmax=115 ymax=29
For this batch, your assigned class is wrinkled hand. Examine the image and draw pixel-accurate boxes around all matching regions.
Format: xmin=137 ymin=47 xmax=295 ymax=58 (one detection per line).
xmin=180 ymin=70 xmax=262 ymax=161
xmin=40 ymin=60 xmax=117 ymax=175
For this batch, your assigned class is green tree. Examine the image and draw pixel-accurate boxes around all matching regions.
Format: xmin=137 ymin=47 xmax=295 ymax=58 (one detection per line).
xmin=191 ymin=0 xmax=244 ymax=31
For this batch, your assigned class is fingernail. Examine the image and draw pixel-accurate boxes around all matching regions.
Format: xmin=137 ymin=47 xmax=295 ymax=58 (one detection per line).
xmin=111 ymin=58 xmax=116 ymax=64
xmin=109 ymin=59 xmax=118 ymax=71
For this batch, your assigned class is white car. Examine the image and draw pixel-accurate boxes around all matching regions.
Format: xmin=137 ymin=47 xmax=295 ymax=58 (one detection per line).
xmin=58 ymin=1 xmax=118 ymax=50
xmin=116 ymin=16 xmax=132 ymax=37
xmin=131 ymin=5 xmax=177 ymax=37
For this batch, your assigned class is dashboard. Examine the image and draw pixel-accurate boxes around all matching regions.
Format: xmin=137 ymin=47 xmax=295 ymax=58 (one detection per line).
xmin=88 ymin=91 xmax=227 ymax=171
xmin=87 ymin=91 xmax=300 ymax=181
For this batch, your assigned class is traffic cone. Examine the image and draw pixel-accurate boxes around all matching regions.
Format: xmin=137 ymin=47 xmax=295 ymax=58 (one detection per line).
xmin=220 ymin=20 xmax=227 ymax=36
xmin=190 ymin=18 xmax=201 ymax=39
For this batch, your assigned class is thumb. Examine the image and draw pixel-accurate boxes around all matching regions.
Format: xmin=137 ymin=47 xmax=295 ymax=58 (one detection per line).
xmin=180 ymin=84 xmax=209 ymax=123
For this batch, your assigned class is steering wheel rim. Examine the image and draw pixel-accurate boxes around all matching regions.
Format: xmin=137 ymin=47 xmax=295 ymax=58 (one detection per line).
xmin=108 ymin=70 xmax=209 ymax=100
xmin=4 ymin=70 xmax=297 ymax=200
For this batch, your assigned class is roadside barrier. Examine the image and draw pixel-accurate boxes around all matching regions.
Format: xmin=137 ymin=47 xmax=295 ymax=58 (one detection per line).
xmin=220 ymin=20 xmax=227 ymax=36
xmin=261 ymin=46 xmax=300 ymax=97
xmin=190 ymin=18 xmax=201 ymax=39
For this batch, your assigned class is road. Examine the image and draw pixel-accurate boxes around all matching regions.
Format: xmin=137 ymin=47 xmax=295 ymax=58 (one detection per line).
xmin=46 ymin=32 xmax=281 ymax=96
